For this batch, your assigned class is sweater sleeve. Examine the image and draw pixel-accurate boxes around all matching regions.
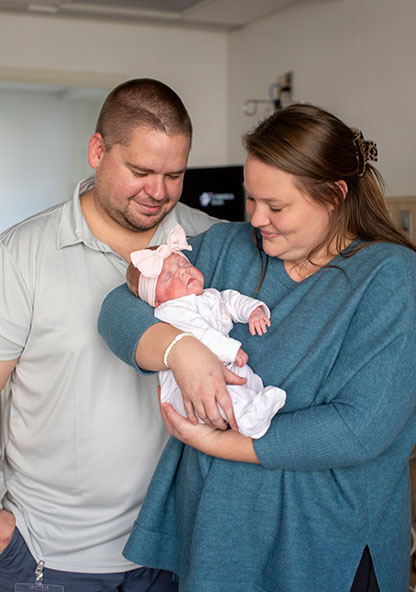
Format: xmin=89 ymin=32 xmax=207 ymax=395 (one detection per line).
xmin=98 ymin=283 xmax=158 ymax=371
xmin=254 ymin=254 xmax=416 ymax=470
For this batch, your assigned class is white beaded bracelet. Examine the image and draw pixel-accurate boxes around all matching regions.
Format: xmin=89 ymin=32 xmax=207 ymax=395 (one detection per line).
xmin=163 ymin=332 xmax=193 ymax=369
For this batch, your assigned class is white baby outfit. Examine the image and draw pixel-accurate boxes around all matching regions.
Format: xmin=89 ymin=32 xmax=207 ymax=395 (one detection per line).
xmin=155 ymin=288 xmax=286 ymax=438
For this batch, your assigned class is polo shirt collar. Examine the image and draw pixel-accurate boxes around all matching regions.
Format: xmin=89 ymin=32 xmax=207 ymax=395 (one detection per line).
xmin=56 ymin=177 xmax=113 ymax=253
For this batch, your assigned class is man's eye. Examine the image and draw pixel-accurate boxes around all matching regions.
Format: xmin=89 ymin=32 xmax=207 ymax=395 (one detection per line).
xmin=131 ymin=170 xmax=147 ymax=177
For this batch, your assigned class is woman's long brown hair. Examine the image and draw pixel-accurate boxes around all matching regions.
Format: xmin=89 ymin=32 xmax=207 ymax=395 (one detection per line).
xmin=243 ymin=104 xmax=416 ymax=290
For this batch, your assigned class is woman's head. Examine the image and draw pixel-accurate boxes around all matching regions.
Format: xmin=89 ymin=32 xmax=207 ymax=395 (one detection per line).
xmin=243 ymin=103 xmax=414 ymax=267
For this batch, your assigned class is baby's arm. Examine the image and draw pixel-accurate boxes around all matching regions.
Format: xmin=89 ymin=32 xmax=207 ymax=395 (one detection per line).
xmin=155 ymin=298 xmax=242 ymax=365
xmin=217 ymin=289 xmax=271 ymax=334
xmin=248 ymin=306 xmax=271 ymax=336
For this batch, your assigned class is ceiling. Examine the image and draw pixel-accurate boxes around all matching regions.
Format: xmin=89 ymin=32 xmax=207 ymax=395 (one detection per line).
xmin=0 ymin=0 xmax=330 ymax=30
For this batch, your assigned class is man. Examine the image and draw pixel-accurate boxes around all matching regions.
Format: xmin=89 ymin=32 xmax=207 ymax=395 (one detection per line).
xmin=0 ymin=79 xmax=218 ymax=591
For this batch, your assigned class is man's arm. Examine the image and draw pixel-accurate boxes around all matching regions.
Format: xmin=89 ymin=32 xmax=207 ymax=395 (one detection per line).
xmin=0 ymin=359 xmax=17 ymax=550
xmin=0 ymin=359 xmax=17 ymax=391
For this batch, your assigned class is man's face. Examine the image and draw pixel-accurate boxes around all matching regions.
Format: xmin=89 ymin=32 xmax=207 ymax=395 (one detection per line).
xmin=88 ymin=127 xmax=190 ymax=232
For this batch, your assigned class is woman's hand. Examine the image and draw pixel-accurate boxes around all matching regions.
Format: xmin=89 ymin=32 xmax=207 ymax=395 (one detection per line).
xmin=159 ymin=395 xmax=260 ymax=464
xmin=168 ymin=336 xmax=246 ymax=431
xmin=0 ymin=509 xmax=15 ymax=554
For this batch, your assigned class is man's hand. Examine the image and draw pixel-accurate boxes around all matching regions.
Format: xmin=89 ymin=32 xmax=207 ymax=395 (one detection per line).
xmin=0 ymin=509 xmax=15 ymax=554
xmin=248 ymin=307 xmax=271 ymax=336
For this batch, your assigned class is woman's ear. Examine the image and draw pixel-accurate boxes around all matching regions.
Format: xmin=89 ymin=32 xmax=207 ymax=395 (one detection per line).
xmin=335 ymin=180 xmax=348 ymax=200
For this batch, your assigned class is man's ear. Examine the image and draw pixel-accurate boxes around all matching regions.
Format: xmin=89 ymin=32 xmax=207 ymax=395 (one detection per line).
xmin=88 ymin=133 xmax=106 ymax=169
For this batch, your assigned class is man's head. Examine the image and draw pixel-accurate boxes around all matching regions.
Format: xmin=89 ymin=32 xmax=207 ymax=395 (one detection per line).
xmin=95 ymin=78 xmax=192 ymax=150
xmin=88 ymin=79 xmax=192 ymax=233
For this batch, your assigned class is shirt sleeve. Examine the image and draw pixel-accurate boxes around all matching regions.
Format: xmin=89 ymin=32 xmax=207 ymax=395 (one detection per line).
xmin=254 ymin=254 xmax=416 ymax=470
xmin=218 ymin=289 xmax=270 ymax=324
xmin=0 ymin=242 xmax=32 ymax=359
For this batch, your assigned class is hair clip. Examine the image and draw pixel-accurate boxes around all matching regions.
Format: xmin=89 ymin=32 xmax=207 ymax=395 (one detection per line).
xmin=352 ymin=128 xmax=378 ymax=179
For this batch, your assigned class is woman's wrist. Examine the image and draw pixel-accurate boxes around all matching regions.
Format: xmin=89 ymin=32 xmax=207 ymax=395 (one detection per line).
xmin=163 ymin=332 xmax=194 ymax=368
xmin=135 ymin=324 xmax=184 ymax=371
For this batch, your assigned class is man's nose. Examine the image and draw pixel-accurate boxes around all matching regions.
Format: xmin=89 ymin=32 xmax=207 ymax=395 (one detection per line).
xmin=144 ymin=177 xmax=165 ymax=200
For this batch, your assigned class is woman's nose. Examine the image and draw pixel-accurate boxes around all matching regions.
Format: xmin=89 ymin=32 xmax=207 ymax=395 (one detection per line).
xmin=250 ymin=205 xmax=270 ymax=227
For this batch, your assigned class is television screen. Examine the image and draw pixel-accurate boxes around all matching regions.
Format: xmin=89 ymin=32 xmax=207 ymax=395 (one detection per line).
xmin=180 ymin=165 xmax=245 ymax=221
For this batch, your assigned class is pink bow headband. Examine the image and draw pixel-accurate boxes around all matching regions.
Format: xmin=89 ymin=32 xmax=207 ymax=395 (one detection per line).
xmin=130 ymin=223 xmax=192 ymax=306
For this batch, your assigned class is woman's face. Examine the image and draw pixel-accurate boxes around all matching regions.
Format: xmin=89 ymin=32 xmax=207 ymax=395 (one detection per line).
xmin=244 ymin=155 xmax=333 ymax=266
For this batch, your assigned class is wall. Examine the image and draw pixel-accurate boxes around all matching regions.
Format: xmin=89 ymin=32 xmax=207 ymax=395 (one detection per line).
xmin=0 ymin=11 xmax=229 ymax=168
xmin=1 ymin=0 xmax=415 ymax=223
xmin=0 ymin=86 xmax=106 ymax=231
xmin=228 ymin=0 xmax=416 ymax=196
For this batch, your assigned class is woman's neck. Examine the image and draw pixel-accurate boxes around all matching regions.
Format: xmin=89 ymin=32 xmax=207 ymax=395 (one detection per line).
xmin=284 ymin=236 xmax=355 ymax=282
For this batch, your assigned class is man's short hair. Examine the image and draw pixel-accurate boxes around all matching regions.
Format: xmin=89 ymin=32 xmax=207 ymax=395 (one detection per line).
xmin=96 ymin=78 xmax=192 ymax=149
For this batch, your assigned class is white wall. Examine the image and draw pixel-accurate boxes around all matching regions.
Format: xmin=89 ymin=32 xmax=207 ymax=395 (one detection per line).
xmin=228 ymin=0 xmax=416 ymax=196
xmin=0 ymin=12 xmax=228 ymax=167
xmin=0 ymin=87 xmax=106 ymax=231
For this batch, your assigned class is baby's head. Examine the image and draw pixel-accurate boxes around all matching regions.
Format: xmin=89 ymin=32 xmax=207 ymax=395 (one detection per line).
xmin=154 ymin=252 xmax=204 ymax=305
xmin=127 ymin=224 xmax=204 ymax=307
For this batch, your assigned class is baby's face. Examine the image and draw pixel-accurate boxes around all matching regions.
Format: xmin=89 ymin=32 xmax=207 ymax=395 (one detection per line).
xmin=155 ymin=253 xmax=204 ymax=306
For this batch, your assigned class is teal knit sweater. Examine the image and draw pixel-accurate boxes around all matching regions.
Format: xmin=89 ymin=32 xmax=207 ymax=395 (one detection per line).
xmin=98 ymin=222 xmax=416 ymax=592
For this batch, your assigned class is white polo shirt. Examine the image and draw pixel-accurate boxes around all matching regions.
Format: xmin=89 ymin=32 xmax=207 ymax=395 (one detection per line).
xmin=0 ymin=178 xmax=218 ymax=572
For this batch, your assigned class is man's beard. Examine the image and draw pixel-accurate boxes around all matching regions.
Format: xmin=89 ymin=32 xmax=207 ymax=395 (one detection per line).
xmin=118 ymin=198 xmax=173 ymax=232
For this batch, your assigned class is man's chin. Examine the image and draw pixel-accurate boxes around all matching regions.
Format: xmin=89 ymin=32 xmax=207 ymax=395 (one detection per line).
xmin=125 ymin=204 xmax=174 ymax=232
xmin=125 ymin=212 xmax=166 ymax=232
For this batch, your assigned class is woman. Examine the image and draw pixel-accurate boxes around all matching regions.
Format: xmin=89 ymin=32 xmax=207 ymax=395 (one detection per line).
xmin=98 ymin=104 xmax=416 ymax=592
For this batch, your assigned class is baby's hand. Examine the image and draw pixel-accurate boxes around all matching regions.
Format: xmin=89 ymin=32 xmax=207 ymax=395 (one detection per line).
xmin=248 ymin=306 xmax=271 ymax=336
xmin=235 ymin=348 xmax=248 ymax=367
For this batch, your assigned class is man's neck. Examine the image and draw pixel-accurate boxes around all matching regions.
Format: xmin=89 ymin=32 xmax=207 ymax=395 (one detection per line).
xmin=80 ymin=189 xmax=159 ymax=261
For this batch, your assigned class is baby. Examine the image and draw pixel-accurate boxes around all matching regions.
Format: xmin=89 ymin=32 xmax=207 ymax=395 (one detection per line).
xmin=127 ymin=224 xmax=286 ymax=438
